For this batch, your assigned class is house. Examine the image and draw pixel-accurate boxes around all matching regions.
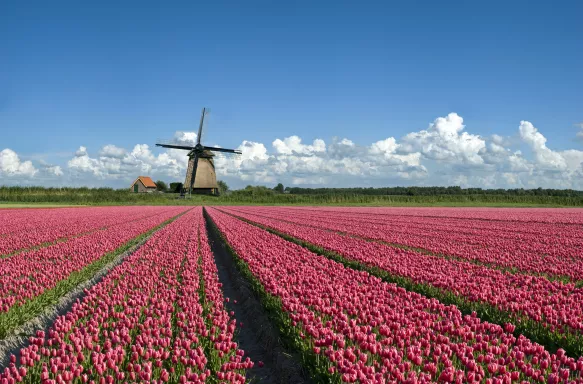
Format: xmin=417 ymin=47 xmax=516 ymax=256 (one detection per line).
xmin=130 ymin=176 xmax=157 ymax=193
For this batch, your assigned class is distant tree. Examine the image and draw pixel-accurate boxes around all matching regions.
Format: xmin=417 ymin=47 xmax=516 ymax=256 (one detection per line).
xmin=231 ymin=185 xmax=275 ymax=197
xmin=273 ymin=183 xmax=284 ymax=193
xmin=155 ymin=180 xmax=168 ymax=192
xmin=217 ymin=180 xmax=229 ymax=195
xmin=169 ymin=182 xmax=183 ymax=193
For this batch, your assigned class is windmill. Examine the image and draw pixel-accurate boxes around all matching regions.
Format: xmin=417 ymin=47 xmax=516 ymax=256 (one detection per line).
xmin=156 ymin=108 xmax=241 ymax=196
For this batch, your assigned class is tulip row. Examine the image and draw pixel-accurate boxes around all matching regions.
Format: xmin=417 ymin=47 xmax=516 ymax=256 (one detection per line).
xmin=207 ymin=207 xmax=583 ymax=383
xmin=226 ymin=206 xmax=583 ymax=281
xmin=0 ymin=207 xmax=189 ymax=340
xmin=0 ymin=206 xmax=181 ymax=257
xmin=196 ymin=211 xmax=251 ymax=382
xmin=0 ymin=206 xmax=187 ymax=313
xmin=286 ymin=206 xmax=583 ymax=224
xmin=216 ymin=207 xmax=583 ymax=357
xmin=1 ymin=207 xmax=251 ymax=383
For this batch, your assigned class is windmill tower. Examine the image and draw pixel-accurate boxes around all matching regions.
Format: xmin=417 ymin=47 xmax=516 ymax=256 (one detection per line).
xmin=156 ymin=108 xmax=241 ymax=196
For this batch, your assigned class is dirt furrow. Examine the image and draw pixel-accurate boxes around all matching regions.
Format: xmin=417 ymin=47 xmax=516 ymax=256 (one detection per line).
xmin=204 ymin=209 xmax=311 ymax=384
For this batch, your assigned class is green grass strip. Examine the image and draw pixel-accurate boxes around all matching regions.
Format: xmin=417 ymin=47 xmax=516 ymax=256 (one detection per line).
xmin=204 ymin=209 xmax=341 ymax=383
xmin=1 ymin=239 xmax=67 ymax=259
xmin=0 ymin=210 xmax=188 ymax=339
xmin=229 ymin=212 xmax=583 ymax=359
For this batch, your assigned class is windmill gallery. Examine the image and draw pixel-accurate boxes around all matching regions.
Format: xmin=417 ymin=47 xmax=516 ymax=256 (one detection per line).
xmin=156 ymin=108 xmax=242 ymax=196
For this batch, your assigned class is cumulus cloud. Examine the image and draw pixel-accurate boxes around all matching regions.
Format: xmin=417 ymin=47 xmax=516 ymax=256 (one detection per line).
xmin=51 ymin=166 xmax=63 ymax=176
xmin=0 ymin=149 xmax=37 ymax=177
xmin=511 ymin=120 xmax=583 ymax=188
xmin=519 ymin=121 xmax=568 ymax=170
xmin=272 ymin=136 xmax=326 ymax=155
xmin=369 ymin=137 xmax=422 ymax=167
xmin=99 ymin=145 xmax=126 ymax=158
xmin=172 ymin=131 xmax=197 ymax=145
xmin=212 ymin=131 xmax=427 ymax=187
xmin=491 ymin=134 xmax=506 ymax=145
xmin=0 ymin=149 xmax=65 ymax=183
xmin=507 ymin=151 xmax=532 ymax=173
xmin=3 ymin=113 xmax=583 ymax=190
xmin=400 ymin=113 xmax=486 ymax=165
xmin=68 ymin=146 xmax=101 ymax=175
xmin=67 ymin=142 xmax=190 ymax=181
xmin=489 ymin=142 xmax=507 ymax=154
xmin=74 ymin=146 xmax=88 ymax=157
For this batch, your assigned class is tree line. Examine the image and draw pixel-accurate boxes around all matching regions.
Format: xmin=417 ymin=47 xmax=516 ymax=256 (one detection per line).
xmin=283 ymin=186 xmax=583 ymax=197
xmin=1 ymin=185 xmax=582 ymax=206
xmin=155 ymin=181 xmax=229 ymax=195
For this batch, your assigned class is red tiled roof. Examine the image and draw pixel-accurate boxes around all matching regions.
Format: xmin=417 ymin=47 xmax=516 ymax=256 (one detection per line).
xmin=136 ymin=176 xmax=157 ymax=188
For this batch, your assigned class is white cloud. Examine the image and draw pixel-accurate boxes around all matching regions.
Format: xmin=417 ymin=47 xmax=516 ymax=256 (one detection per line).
xmin=489 ymin=142 xmax=507 ymax=154
xmin=0 ymin=149 xmax=37 ymax=177
xmin=517 ymin=120 xmax=583 ymax=185
xmin=507 ymin=152 xmax=533 ymax=173
xmin=369 ymin=137 xmax=422 ymax=167
xmin=45 ymin=165 xmax=63 ymax=176
xmin=99 ymin=144 xmax=126 ymax=158
xmin=75 ymin=146 xmax=88 ymax=157
xmin=519 ymin=121 xmax=568 ymax=170
xmin=68 ymin=146 xmax=101 ymax=175
xmin=401 ymin=113 xmax=486 ymax=165
xmin=214 ymin=133 xmax=427 ymax=186
xmin=272 ymin=136 xmax=326 ymax=155
xmin=173 ymin=131 xmax=197 ymax=145
xmin=502 ymin=172 xmax=519 ymax=185
xmin=3 ymin=114 xmax=583 ymax=190
xmin=491 ymin=134 xmax=506 ymax=145
xmin=67 ymin=141 xmax=189 ymax=181
xmin=370 ymin=137 xmax=399 ymax=154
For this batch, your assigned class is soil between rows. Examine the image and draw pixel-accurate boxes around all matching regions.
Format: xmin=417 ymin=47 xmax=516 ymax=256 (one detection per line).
xmin=204 ymin=209 xmax=312 ymax=384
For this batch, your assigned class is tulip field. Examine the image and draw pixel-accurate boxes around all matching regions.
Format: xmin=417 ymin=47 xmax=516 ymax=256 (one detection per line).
xmin=214 ymin=207 xmax=583 ymax=355
xmin=1 ymin=207 xmax=251 ymax=383
xmin=0 ymin=207 xmax=187 ymax=257
xmin=217 ymin=206 xmax=583 ymax=281
xmin=206 ymin=207 xmax=583 ymax=383
xmin=0 ymin=207 xmax=187 ymax=319
xmin=1 ymin=205 xmax=583 ymax=383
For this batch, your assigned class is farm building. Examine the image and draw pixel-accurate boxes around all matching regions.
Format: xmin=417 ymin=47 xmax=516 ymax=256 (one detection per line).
xmin=130 ymin=176 xmax=157 ymax=193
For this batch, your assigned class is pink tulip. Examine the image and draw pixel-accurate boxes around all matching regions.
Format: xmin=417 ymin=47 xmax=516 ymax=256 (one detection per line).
xmin=207 ymin=207 xmax=583 ymax=383
xmin=0 ymin=206 xmax=188 ymax=314
xmin=220 ymin=206 xmax=583 ymax=338
xmin=1 ymin=208 xmax=250 ymax=383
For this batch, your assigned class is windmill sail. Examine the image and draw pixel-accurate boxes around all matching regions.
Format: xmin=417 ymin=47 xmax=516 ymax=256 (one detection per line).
xmin=155 ymin=107 xmax=241 ymax=196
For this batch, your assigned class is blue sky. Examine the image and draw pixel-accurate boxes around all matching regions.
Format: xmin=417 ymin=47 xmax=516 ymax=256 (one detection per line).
xmin=1 ymin=0 xmax=582 ymax=189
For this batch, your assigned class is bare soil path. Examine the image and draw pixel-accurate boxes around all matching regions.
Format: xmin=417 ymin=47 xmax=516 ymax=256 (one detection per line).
xmin=204 ymin=209 xmax=312 ymax=384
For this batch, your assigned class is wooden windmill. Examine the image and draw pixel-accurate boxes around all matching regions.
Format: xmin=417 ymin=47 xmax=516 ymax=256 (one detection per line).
xmin=156 ymin=108 xmax=241 ymax=196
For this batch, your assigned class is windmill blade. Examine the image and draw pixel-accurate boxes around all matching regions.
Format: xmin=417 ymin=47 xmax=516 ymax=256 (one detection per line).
xmin=188 ymin=153 xmax=200 ymax=194
xmin=196 ymin=108 xmax=207 ymax=145
xmin=156 ymin=143 xmax=195 ymax=151
xmin=203 ymin=146 xmax=242 ymax=154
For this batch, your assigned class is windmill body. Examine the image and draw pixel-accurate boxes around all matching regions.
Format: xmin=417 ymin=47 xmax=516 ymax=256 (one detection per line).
xmin=184 ymin=150 xmax=218 ymax=194
xmin=156 ymin=108 xmax=241 ymax=196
